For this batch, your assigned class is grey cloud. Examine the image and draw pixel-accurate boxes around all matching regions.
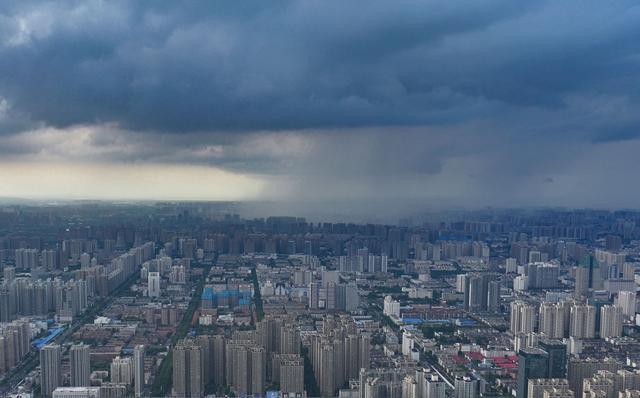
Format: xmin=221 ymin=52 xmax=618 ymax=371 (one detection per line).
xmin=0 ymin=0 xmax=637 ymax=140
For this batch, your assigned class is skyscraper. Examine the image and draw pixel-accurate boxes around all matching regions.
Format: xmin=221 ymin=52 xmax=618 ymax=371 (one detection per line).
xmin=517 ymin=348 xmax=549 ymax=398
xmin=539 ymin=338 xmax=567 ymax=378
xmin=134 ymin=345 xmax=145 ymax=397
xmin=40 ymin=344 xmax=62 ymax=398
xmin=70 ymin=344 xmax=90 ymax=387
xmin=575 ymin=254 xmax=603 ymax=297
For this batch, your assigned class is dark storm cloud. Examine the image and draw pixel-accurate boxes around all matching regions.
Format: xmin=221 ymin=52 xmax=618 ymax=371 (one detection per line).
xmin=0 ymin=0 xmax=638 ymax=139
xmin=1 ymin=0 xmax=640 ymax=211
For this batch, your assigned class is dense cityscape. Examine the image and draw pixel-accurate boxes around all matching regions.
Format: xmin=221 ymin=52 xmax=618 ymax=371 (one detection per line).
xmin=0 ymin=203 xmax=637 ymax=398
xmin=1 ymin=1 xmax=639 ymax=397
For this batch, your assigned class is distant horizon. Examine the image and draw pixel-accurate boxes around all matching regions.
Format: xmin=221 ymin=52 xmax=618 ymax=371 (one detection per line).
xmin=1 ymin=2 xmax=639 ymax=207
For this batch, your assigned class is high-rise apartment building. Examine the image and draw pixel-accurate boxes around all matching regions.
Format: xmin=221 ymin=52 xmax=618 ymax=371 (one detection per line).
xmin=455 ymin=376 xmax=480 ymax=398
xmin=539 ymin=302 xmax=566 ymax=339
xmin=148 ymin=272 xmax=160 ymax=298
xmin=280 ymin=356 xmax=304 ymax=395
xmin=527 ymin=379 xmax=570 ymax=398
xmin=567 ymin=357 xmax=621 ymax=397
xmin=569 ymin=303 xmax=596 ymax=338
xmin=110 ymin=356 xmax=133 ymax=385
xmin=40 ymin=344 xmax=62 ymax=398
xmin=600 ymin=305 xmax=624 ymax=338
xmin=70 ymin=344 xmax=90 ymax=387
xmin=511 ymin=301 xmax=536 ymax=335
xmin=173 ymin=338 xmax=204 ymax=398
xmin=134 ymin=345 xmax=145 ymax=397
xmin=617 ymin=291 xmax=637 ymax=318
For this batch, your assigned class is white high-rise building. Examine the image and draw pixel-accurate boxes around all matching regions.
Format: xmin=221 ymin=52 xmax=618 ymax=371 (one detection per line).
xmin=569 ymin=303 xmax=596 ymax=339
xmin=455 ymin=376 xmax=479 ymax=398
xmin=600 ymin=305 xmax=623 ymax=338
xmin=539 ymin=302 xmax=566 ymax=339
xmin=506 ymin=258 xmax=518 ymax=273
xmin=510 ymin=301 xmax=536 ymax=335
xmin=383 ymin=295 xmax=400 ymax=318
xmin=425 ymin=374 xmax=446 ymax=398
xmin=110 ymin=356 xmax=133 ymax=385
xmin=617 ymin=291 xmax=636 ymax=319
xmin=148 ymin=272 xmax=160 ymax=298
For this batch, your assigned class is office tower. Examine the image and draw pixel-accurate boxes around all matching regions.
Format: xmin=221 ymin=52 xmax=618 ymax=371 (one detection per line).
xmin=567 ymin=357 xmax=622 ymax=397
xmin=511 ymin=301 xmax=536 ymax=335
xmin=575 ymin=254 xmax=603 ymax=297
xmin=110 ymin=356 xmax=133 ymax=385
xmin=617 ymin=291 xmax=636 ymax=319
xmin=487 ymin=281 xmax=501 ymax=313
xmin=517 ymin=348 xmax=549 ymax=398
xmin=569 ymin=303 xmax=596 ymax=338
xmin=539 ymin=302 xmax=566 ymax=339
xmin=70 ymin=344 xmax=91 ymax=387
xmin=539 ymin=338 xmax=567 ymax=378
xmin=600 ymin=305 xmax=624 ymax=338
xmin=527 ymin=379 xmax=570 ymax=398
xmin=148 ymin=272 xmax=160 ymax=298
xmin=383 ymin=295 xmax=400 ymax=318
xmin=455 ymin=376 xmax=479 ymax=398
xmin=279 ymin=356 xmax=304 ymax=395
xmin=173 ymin=339 xmax=203 ymax=398
xmin=134 ymin=345 xmax=145 ymax=397
xmin=40 ymin=344 xmax=62 ymax=398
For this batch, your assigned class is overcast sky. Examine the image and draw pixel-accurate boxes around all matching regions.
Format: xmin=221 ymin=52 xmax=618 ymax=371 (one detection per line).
xmin=0 ymin=1 xmax=639 ymax=212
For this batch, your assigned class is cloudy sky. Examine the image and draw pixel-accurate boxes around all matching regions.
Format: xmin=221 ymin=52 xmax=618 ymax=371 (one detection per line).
xmin=0 ymin=1 xmax=639 ymax=211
